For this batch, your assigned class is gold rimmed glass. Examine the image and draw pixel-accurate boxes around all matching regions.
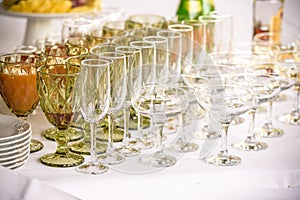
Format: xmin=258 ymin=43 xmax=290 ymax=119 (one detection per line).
xmin=37 ymin=62 xmax=84 ymax=167
xmin=125 ymin=14 xmax=167 ymax=30
xmin=0 ymin=53 xmax=45 ymax=153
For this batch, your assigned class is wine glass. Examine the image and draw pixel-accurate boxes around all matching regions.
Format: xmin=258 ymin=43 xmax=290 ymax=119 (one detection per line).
xmin=160 ymin=74 xmax=207 ymax=152
xmin=76 ymin=59 xmax=110 ymax=175
xmin=97 ymin=52 xmax=127 ymax=165
xmin=195 ymin=84 xmax=254 ymax=166
xmin=184 ymin=64 xmax=235 ymax=139
xmin=132 ymin=84 xmax=188 ymax=167
xmin=228 ymin=73 xmax=280 ymax=151
xmin=275 ymin=50 xmax=300 ymax=125
xmin=0 ymin=53 xmax=45 ymax=153
xmin=37 ymin=61 xmax=84 ymax=167
xmin=249 ymin=62 xmax=295 ymax=137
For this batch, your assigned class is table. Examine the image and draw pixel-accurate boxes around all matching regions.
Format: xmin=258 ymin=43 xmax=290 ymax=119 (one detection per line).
xmin=3 ymin=89 xmax=299 ymax=200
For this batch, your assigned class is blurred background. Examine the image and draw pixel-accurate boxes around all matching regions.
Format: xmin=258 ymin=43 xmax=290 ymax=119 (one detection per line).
xmin=0 ymin=0 xmax=299 ymax=53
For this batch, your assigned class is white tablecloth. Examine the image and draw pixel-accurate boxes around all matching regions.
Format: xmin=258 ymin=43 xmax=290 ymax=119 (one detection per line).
xmin=1 ymin=89 xmax=298 ymax=200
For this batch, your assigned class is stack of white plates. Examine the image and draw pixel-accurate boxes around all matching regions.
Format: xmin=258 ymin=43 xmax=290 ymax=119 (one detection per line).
xmin=0 ymin=114 xmax=31 ymax=169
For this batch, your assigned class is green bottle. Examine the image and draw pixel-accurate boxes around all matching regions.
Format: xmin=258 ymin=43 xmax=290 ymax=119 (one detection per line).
xmin=176 ymin=0 xmax=215 ymax=21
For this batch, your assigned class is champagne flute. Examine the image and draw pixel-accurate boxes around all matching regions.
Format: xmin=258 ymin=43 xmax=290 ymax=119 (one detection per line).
xmin=76 ymin=59 xmax=110 ymax=175
xmin=132 ymin=84 xmax=188 ymax=167
xmin=114 ymin=46 xmax=141 ymax=157
xmin=37 ymin=61 xmax=84 ymax=167
xmin=97 ymin=52 xmax=126 ymax=165
xmin=0 ymin=53 xmax=45 ymax=153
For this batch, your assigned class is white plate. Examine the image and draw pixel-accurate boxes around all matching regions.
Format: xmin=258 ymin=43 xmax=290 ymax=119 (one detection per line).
xmin=0 ymin=114 xmax=31 ymax=142
xmin=0 ymin=147 xmax=29 ymax=162
xmin=0 ymin=149 xmax=29 ymax=165
xmin=0 ymin=138 xmax=31 ymax=153
xmin=0 ymin=130 xmax=31 ymax=148
xmin=2 ymin=154 xmax=29 ymax=170
xmin=0 ymin=141 xmax=30 ymax=157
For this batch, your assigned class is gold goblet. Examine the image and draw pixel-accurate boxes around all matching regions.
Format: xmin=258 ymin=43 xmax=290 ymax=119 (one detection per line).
xmin=37 ymin=62 xmax=84 ymax=167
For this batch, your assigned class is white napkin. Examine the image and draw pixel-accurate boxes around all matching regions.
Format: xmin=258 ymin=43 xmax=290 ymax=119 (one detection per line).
xmin=0 ymin=166 xmax=80 ymax=200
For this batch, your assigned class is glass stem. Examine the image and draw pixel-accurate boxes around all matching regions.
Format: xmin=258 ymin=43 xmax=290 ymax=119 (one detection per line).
xmin=248 ymin=108 xmax=257 ymax=140
xmin=265 ymin=99 xmax=274 ymax=129
xmin=153 ymin=119 xmax=163 ymax=154
xmin=55 ymin=129 xmax=69 ymax=154
xmin=90 ymin=122 xmax=97 ymax=164
xmin=292 ymin=87 xmax=300 ymax=117
xmin=106 ymin=114 xmax=115 ymax=154
xmin=220 ymin=122 xmax=230 ymax=154
xmin=122 ymin=107 xmax=130 ymax=146
xmin=178 ymin=111 xmax=187 ymax=141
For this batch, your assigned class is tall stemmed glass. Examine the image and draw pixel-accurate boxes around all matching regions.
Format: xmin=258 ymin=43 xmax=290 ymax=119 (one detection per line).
xmin=250 ymin=62 xmax=295 ymax=137
xmin=160 ymin=75 xmax=207 ymax=152
xmin=97 ymin=52 xmax=126 ymax=165
xmin=114 ymin=46 xmax=141 ymax=157
xmin=37 ymin=62 xmax=84 ymax=167
xmin=192 ymin=83 xmax=254 ymax=166
xmin=0 ymin=53 xmax=45 ymax=153
xmin=76 ymin=59 xmax=110 ymax=175
xmin=132 ymin=84 xmax=188 ymax=167
xmin=275 ymin=50 xmax=300 ymax=125
xmin=184 ymin=64 xmax=235 ymax=139
xmin=229 ymin=73 xmax=279 ymax=151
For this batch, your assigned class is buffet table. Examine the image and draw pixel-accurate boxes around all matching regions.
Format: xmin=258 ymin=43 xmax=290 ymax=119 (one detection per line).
xmin=2 ymin=89 xmax=298 ymax=200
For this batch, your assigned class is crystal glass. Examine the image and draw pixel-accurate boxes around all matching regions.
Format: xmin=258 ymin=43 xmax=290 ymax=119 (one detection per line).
xmin=184 ymin=64 xmax=235 ymax=139
xmin=275 ymin=50 xmax=300 ymax=125
xmin=97 ymin=52 xmax=126 ymax=165
xmin=0 ymin=53 xmax=45 ymax=153
xmin=41 ymin=44 xmax=88 ymax=142
xmin=37 ymin=62 xmax=84 ymax=167
xmin=102 ymin=21 xmax=129 ymax=41
xmin=250 ymin=62 xmax=296 ymax=137
xmin=125 ymin=14 xmax=166 ymax=30
xmin=159 ymin=75 xmax=207 ymax=152
xmin=228 ymin=73 xmax=280 ymax=151
xmin=195 ymin=84 xmax=254 ymax=166
xmin=76 ymin=59 xmax=110 ymax=175
xmin=132 ymin=84 xmax=188 ymax=167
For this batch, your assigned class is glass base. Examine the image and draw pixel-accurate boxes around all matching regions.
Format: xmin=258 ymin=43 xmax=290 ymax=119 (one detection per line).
xmin=96 ymin=127 xmax=124 ymax=142
xmin=195 ymin=126 xmax=221 ymax=140
xmin=30 ymin=139 xmax=44 ymax=153
xmin=43 ymin=127 xmax=84 ymax=142
xmin=129 ymin=138 xmax=154 ymax=150
xmin=255 ymin=127 xmax=284 ymax=138
xmin=277 ymin=113 xmax=300 ymax=125
xmin=70 ymin=141 xmax=107 ymax=155
xmin=98 ymin=152 xmax=125 ymax=165
xmin=167 ymin=138 xmax=199 ymax=152
xmin=205 ymin=151 xmax=241 ymax=166
xmin=76 ymin=161 xmax=108 ymax=175
xmin=231 ymin=116 xmax=244 ymax=125
xmin=140 ymin=152 xmax=176 ymax=167
xmin=116 ymin=145 xmax=140 ymax=157
xmin=116 ymin=115 xmax=151 ymax=130
xmin=232 ymin=139 xmax=268 ymax=151
xmin=40 ymin=152 xmax=84 ymax=168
